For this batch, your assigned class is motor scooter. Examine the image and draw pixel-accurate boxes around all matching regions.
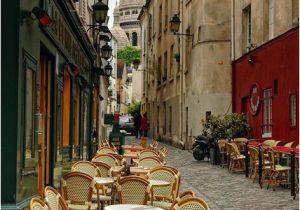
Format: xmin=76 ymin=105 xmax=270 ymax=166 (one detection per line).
xmin=191 ymin=135 xmax=210 ymax=161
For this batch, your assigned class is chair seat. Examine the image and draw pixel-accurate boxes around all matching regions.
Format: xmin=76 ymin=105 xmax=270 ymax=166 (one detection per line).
xmin=92 ymin=194 xmax=112 ymax=201
xmin=255 ymin=160 xmax=270 ymax=165
xmin=112 ymin=166 xmax=124 ymax=172
xmin=68 ymin=202 xmax=98 ymax=210
xmin=233 ymin=155 xmax=245 ymax=159
xmin=274 ymin=166 xmax=291 ymax=171
xmin=147 ymin=200 xmax=172 ymax=210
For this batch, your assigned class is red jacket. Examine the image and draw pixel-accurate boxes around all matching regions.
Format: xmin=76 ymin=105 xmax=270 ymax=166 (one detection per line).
xmin=140 ymin=116 xmax=148 ymax=131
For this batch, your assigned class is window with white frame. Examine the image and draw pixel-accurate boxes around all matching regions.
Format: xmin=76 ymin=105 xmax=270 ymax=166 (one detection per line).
xmin=243 ymin=5 xmax=252 ymax=51
xmin=290 ymin=94 xmax=297 ymax=126
xmin=262 ymin=88 xmax=272 ymax=137
xmin=268 ymin=0 xmax=274 ymax=39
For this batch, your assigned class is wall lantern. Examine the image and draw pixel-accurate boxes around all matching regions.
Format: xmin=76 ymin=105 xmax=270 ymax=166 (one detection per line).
xmin=22 ymin=6 xmax=51 ymax=26
xmin=133 ymin=59 xmax=141 ymax=70
xmin=169 ymin=14 xmax=193 ymax=37
xmin=104 ymin=64 xmax=113 ymax=77
xmin=99 ymin=95 xmax=104 ymax=101
xmin=101 ymin=43 xmax=113 ymax=60
xmin=170 ymin=14 xmax=181 ymax=33
xmin=92 ymin=0 xmax=109 ymax=24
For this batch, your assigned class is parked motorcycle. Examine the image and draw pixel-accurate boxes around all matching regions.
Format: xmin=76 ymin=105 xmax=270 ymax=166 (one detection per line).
xmin=191 ymin=135 xmax=210 ymax=161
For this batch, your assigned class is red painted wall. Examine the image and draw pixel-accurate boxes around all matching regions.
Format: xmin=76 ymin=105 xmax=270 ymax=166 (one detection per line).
xmin=232 ymin=27 xmax=299 ymax=143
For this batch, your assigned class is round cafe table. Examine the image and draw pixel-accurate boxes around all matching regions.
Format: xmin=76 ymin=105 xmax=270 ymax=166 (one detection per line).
xmin=104 ymin=204 xmax=164 ymax=210
xmin=149 ymin=179 xmax=170 ymax=187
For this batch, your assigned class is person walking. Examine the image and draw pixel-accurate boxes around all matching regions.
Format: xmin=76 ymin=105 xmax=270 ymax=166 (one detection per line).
xmin=133 ymin=112 xmax=141 ymax=138
xmin=140 ymin=113 xmax=149 ymax=137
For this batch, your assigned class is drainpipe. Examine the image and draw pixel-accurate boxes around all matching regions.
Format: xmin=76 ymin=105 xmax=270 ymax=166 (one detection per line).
xmin=231 ymin=0 xmax=236 ymax=112
xmin=179 ymin=0 xmax=184 ymax=148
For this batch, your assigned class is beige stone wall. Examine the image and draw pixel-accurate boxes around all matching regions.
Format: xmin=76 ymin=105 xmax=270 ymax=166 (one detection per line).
xmin=232 ymin=0 xmax=299 ymax=60
xmin=140 ymin=0 xmax=232 ymax=147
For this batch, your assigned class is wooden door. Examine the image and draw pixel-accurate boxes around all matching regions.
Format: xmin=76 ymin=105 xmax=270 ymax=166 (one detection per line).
xmin=37 ymin=56 xmax=53 ymax=195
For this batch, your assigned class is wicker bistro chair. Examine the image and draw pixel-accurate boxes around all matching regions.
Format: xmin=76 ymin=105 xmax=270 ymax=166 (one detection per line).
xmin=92 ymin=154 xmax=118 ymax=168
xmin=97 ymin=146 xmax=117 ymax=155
xmin=233 ymin=138 xmax=248 ymax=152
xmin=29 ymin=197 xmax=51 ymax=210
xmin=228 ymin=143 xmax=245 ymax=173
xmin=263 ymin=140 xmax=281 ymax=147
xmin=138 ymin=149 xmax=160 ymax=159
xmin=92 ymin=161 xmax=112 ymax=178
xmin=162 ymin=165 xmax=181 ymax=198
xmin=169 ymin=190 xmax=195 ymax=209
xmin=108 ymin=153 xmax=126 ymax=176
xmin=268 ymin=149 xmax=291 ymax=190
xmin=44 ymin=186 xmax=69 ymax=210
xmin=138 ymin=156 xmax=163 ymax=169
xmin=61 ymin=172 xmax=98 ymax=210
xmin=171 ymin=197 xmax=209 ymax=210
xmin=146 ymin=166 xmax=179 ymax=210
xmin=116 ymin=176 xmax=152 ymax=205
xmin=71 ymin=161 xmax=100 ymax=178
xmin=217 ymin=139 xmax=228 ymax=167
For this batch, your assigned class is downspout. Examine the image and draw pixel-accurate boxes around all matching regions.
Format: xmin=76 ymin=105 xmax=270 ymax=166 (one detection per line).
xmin=231 ymin=0 xmax=236 ymax=112
xmin=179 ymin=0 xmax=183 ymax=147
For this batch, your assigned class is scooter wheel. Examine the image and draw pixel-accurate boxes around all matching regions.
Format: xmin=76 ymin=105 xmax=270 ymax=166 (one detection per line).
xmin=193 ymin=145 xmax=204 ymax=161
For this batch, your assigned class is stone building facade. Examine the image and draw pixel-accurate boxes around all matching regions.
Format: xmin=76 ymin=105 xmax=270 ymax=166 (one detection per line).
xmin=139 ymin=0 xmax=231 ymax=148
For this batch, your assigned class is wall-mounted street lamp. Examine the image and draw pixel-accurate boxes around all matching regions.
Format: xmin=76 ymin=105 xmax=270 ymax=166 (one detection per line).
xmin=101 ymin=43 xmax=113 ymax=60
xmin=132 ymin=59 xmax=141 ymax=70
xmin=92 ymin=64 xmax=112 ymax=77
xmin=169 ymin=14 xmax=192 ymax=37
xmin=22 ymin=6 xmax=52 ymax=26
xmin=91 ymin=0 xmax=109 ymax=24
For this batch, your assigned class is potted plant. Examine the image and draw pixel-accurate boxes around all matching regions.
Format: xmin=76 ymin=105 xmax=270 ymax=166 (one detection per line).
xmin=174 ymin=52 xmax=180 ymax=62
xmin=201 ymin=113 xmax=251 ymax=165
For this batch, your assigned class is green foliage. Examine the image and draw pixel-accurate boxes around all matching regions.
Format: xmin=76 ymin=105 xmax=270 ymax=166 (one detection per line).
xmin=127 ymin=101 xmax=141 ymax=115
xmin=201 ymin=113 xmax=251 ymax=145
xmin=117 ymin=46 xmax=141 ymax=65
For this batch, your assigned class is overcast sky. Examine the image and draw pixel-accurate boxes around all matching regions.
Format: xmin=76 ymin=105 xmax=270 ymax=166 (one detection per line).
xmin=108 ymin=0 xmax=118 ymax=29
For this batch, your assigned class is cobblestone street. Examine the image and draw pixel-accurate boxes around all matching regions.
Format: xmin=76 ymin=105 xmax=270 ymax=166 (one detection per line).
xmin=127 ymin=137 xmax=299 ymax=210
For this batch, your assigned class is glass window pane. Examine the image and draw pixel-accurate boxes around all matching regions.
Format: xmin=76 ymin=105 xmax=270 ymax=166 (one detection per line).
xmin=25 ymin=68 xmax=35 ymax=160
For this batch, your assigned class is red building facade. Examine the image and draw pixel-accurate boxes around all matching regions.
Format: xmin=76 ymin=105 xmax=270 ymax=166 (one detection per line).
xmin=232 ymin=27 xmax=299 ymax=143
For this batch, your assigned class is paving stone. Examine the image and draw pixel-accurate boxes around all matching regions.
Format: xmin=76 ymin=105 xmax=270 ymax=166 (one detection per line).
xmin=126 ymin=137 xmax=299 ymax=209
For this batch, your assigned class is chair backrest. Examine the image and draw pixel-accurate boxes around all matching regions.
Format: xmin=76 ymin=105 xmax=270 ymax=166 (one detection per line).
xmin=170 ymin=190 xmax=195 ymax=209
xmin=97 ymin=146 xmax=117 ymax=155
xmin=147 ymin=166 xmax=179 ymax=202
xmin=248 ymin=147 xmax=258 ymax=164
xmin=173 ymin=197 xmax=209 ymax=210
xmin=284 ymin=141 xmax=294 ymax=148
xmin=138 ymin=149 xmax=159 ymax=159
xmin=29 ymin=197 xmax=50 ymax=210
xmin=231 ymin=143 xmax=241 ymax=156
xmin=100 ymin=139 xmax=110 ymax=147
xmin=263 ymin=140 xmax=278 ymax=147
xmin=217 ymin=139 xmax=228 ymax=153
xmin=138 ymin=156 xmax=162 ymax=169
xmin=159 ymin=165 xmax=180 ymax=197
xmin=71 ymin=160 xmax=100 ymax=178
xmin=61 ymin=172 xmax=95 ymax=205
xmin=92 ymin=154 xmax=118 ymax=167
xmin=92 ymin=161 xmax=112 ymax=177
xmin=44 ymin=186 xmax=69 ymax=210
xmin=117 ymin=176 xmax=150 ymax=205
xmin=267 ymin=149 xmax=277 ymax=170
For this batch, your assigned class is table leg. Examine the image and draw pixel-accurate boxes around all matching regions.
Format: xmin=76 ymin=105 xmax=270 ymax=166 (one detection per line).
xmin=245 ymin=143 xmax=249 ymax=178
xmin=258 ymin=145 xmax=262 ymax=188
xmin=291 ymin=150 xmax=295 ymax=199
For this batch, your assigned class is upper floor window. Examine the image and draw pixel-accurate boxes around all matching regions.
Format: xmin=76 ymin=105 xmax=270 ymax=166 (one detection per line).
xmin=243 ymin=5 xmax=252 ymax=52
xmin=132 ymin=32 xmax=138 ymax=46
xmin=126 ymin=32 xmax=130 ymax=40
xmin=132 ymin=10 xmax=138 ymax=14
xmin=159 ymin=5 xmax=162 ymax=34
xmin=120 ymin=12 xmax=123 ymax=16
xmin=262 ymin=88 xmax=272 ymax=137
xmin=125 ymin=11 xmax=130 ymax=15
xmin=290 ymin=94 xmax=297 ymax=127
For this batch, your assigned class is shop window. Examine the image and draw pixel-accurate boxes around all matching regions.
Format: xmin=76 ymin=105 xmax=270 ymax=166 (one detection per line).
xmin=23 ymin=50 xmax=37 ymax=167
xmin=290 ymin=94 xmax=297 ymax=127
xmin=262 ymin=88 xmax=272 ymax=137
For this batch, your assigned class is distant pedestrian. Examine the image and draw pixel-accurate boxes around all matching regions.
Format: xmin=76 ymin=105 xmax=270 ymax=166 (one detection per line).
xmin=140 ymin=113 xmax=149 ymax=137
xmin=133 ymin=112 xmax=141 ymax=138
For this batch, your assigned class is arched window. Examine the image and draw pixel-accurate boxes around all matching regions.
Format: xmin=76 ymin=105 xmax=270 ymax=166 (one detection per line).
xmin=126 ymin=32 xmax=130 ymax=40
xmin=132 ymin=32 xmax=137 ymax=46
